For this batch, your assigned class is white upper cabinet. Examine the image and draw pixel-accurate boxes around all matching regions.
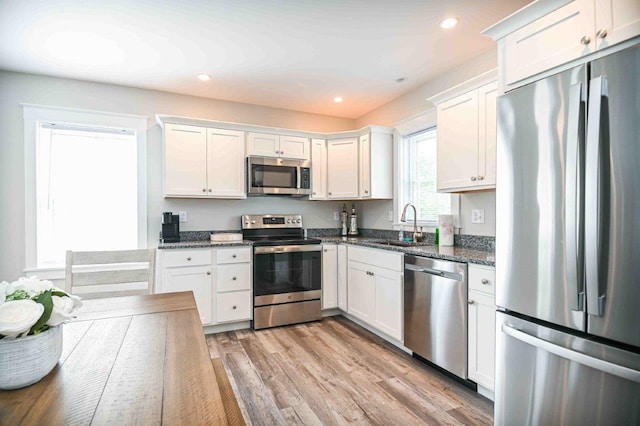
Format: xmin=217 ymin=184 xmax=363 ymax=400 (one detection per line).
xmin=359 ymin=130 xmax=393 ymax=199
xmin=310 ymin=139 xmax=327 ymax=200
xmin=327 ymin=138 xmax=359 ymax=199
xmin=206 ymin=128 xmax=246 ymax=198
xmin=164 ymin=124 xmax=245 ymax=198
xmin=246 ymin=132 xmax=310 ymax=160
xmin=435 ymin=81 xmax=497 ymax=193
xmin=164 ymin=123 xmax=208 ymax=197
xmin=485 ymin=0 xmax=640 ymax=89
xmin=504 ymin=0 xmax=596 ymax=86
xmin=595 ymin=0 xmax=640 ymax=49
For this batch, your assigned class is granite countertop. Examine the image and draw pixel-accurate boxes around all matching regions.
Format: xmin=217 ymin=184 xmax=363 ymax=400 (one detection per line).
xmin=319 ymin=236 xmax=495 ymax=266
xmin=158 ymin=236 xmax=495 ymax=266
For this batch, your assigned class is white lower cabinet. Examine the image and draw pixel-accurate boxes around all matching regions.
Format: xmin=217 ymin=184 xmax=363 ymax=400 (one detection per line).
xmin=467 ymin=264 xmax=496 ymax=392
xmin=322 ymin=244 xmax=338 ymax=309
xmin=158 ymin=247 xmax=252 ymax=326
xmin=347 ymin=246 xmax=403 ymax=341
xmin=337 ymin=245 xmax=348 ymax=311
xmin=159 ymin=249 xmax=213 ymax=325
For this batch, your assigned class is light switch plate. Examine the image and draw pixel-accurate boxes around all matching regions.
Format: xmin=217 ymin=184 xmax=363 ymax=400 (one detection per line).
xmin=471 ymin=209 xmax=484 ymax=224
xmin=178 ymin=211 xmax=188 ymax=222
xmin=333 ymin=211 xmax=339 ymax=221
xmin=388 ymin=210 xmax=394 ymax=222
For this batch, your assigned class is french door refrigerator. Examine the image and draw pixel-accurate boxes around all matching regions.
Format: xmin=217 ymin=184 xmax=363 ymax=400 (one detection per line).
xmin=495 ymin=44 xmax=640 ymax=425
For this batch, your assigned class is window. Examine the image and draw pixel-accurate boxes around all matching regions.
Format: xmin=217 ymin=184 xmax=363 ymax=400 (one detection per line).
xmin=24 ymin=105 xmax=147 ymax=272
xmin=398 ymin=127 xmax=458 ymax=226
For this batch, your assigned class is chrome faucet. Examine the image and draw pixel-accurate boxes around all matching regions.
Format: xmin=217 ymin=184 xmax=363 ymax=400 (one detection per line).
xmin=400 ymin=203 xmax=424 ymax=243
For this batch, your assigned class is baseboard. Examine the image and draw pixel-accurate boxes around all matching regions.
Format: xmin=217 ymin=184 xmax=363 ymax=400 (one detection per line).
xmin=322 ymin=308 xmax=342 ymax=317
xmin=203 ymin=321 xmax=251 ymax=334
xmin=476 ymin=384 xmax=495 ymax=401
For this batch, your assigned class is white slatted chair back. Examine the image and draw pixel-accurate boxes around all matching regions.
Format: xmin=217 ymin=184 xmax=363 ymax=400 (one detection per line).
xmin=65 ymin=249 xmax=156 ymax=299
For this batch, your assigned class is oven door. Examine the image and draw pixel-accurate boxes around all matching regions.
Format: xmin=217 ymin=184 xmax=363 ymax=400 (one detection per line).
xmin=248 ymin=157 xmax=305 ymax=195
xmin=253 ymin=244 xmax=321 ymax=305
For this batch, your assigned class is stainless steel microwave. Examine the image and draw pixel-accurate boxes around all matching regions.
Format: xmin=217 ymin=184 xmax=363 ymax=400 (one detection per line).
xmin=247 ymin=156 xmax=311 ymax=196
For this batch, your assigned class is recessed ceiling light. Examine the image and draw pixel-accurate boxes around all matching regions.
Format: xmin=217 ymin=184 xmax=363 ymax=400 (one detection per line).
xmin=197 ymin=73 xmax=211 ymax=81
xmin=440 ymin=17 xmax=458 ymax=29
xmin=334 ymin=97 xmax=343 ymax=103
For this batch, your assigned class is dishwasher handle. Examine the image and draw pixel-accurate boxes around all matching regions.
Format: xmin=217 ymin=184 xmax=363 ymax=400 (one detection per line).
xmin=404 ymin=263 xmax=463 ymax=281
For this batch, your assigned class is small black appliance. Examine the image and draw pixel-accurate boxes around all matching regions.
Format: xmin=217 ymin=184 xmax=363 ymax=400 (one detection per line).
xmin=161 ymin=212 xmax=180 ymax=243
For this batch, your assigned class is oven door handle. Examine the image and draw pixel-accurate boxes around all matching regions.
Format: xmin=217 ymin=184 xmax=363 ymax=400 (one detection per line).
xmin=254 ymin=245 xmax=322 ymax=254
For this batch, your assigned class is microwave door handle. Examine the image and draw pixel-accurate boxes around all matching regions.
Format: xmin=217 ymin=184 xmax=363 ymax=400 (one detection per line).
xmin=296 ymin=166 xmax=301 ymax=190
xmin=565 ymin=82 xmax=585 ymax=312
xmin=585 ymin=76 xmax=607 ymax=317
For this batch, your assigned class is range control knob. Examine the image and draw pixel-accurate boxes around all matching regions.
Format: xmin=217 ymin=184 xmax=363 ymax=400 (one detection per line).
xmin=287 ymin=219 xmax=292 ymax=223
xmin=296 ymin=219 xmax=301 ymax=223
xmin=251 ymin=220 xmax=256 ymax=224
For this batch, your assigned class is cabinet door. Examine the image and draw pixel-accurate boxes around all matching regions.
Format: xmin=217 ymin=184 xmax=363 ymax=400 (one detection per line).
xmin=279 ymin=135 xmax=310 ymax=160
xmin=322 ymin=244 xmax=338 ymax=309
xmin=595 ymin=0 xmax=640 ymax=50
xmin=216 ymin=291 xmax=252 ymax=323
xmin=161 ymin=265 xmax=212 ymax=325
xmin=327 ymin=138 xmax=359 ymax=199
xmin=310 ymin=139 xmax=327 ymax=200
xmin=437 ymin=91 xmax=479 ymax=191
xmin=468 ymin=290 xmax=496 ymax=391
xmin=337 ymin=245 xmax=348 ymax=311
xmin=347 ymin=261 xmax=374 ymax=323
xmin=504 ymin=0 xmax=595 ymax=85
xmin=372 ymin=267 xmax=403 ymax=341
xmin=358 ymin=134 xmax=371 ymax=198
xmin=164 ymin=123 xmax=207 ymax=196
xmin=206 ymin=128 xmax=246 ymax=198
xmin=247 ymin=132 xmax=279 ymax=157
xmin=477 ymin=82 xmax=498 ymax=188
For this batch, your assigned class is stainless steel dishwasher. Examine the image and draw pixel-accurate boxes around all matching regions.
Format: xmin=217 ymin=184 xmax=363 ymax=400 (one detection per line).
xmin=404 ymin=255 xmax=467 ymax=379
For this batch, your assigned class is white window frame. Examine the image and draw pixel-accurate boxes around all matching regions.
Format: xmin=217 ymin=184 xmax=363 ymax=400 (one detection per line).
xmin=23 ymin=104 xmax=148 ymax=279
xmin=393 ymin=109 xmax=460 ymax=231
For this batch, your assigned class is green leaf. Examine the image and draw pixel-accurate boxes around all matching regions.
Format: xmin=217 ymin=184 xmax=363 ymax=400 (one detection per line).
xmin=6 ymin=289 xmax=30 ymax=301
xmin=29 ymin=290 xmax=54 ymax=335
xmin=51 ymin=290 xmax=68 ymax=298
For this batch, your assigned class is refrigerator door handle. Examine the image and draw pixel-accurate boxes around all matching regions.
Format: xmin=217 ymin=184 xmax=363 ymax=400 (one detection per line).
xmin=565 ymin=82 xmax=585 ymax=312
xmin=585 ymin=76 xmax=607 ymax=317
xmin=502 ymin=324 xmax=640 ymax=383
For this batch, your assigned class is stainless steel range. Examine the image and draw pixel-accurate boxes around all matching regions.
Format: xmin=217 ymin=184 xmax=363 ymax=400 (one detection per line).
xmin=242 ymin=214 xmax=322 ymax=330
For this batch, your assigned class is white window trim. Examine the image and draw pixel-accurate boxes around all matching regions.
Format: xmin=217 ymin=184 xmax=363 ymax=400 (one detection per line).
xmin=392 ymin=108 xmax=460 ymax=231
xmin=23 ymin=104 xmax=148 ymax=277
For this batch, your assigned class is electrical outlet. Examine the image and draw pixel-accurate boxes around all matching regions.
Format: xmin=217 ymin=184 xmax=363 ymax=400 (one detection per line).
xmin=333 ymin=211 xmax=339 ymax=221
xmin=471 ymin=209 xmax=484 ymax=224
xmin=178 ymin=211 xmax=188 ymax=223
xmin=388 ymin=210 xmax=394 ymax=222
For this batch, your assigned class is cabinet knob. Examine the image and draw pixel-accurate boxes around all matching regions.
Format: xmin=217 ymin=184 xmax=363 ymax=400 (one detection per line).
xmin=580 ymin=35 xmax=591 ymax=45
xmin=477 ymin=176 xmax=484 ymax=181
xmin=187 ymin=257 xmax=192 ymax=261
xmin=208 ymin=189 xmax=212 ymax=192
xmin=312 ymin=192 xmax=316 ymax=195
xmin=232 ymin=276 xmax=237 ymax=281
xmin=481 ymin=279 xmax=490 ymax=285
xmin=364 ymin=190 xmax=369 ymax=194
xmin=596 ymin=28 xmax=608 ymax=39
xmin=232 ymin=305 xmax=237 ymax=310
xmin=328 ymin=192 xmax=332 ymax=195
xmin=206 ymin=271 xmax=211 ymax=275
xmin=324 ymin=249 xmax=328 ymax=252
xmin=468 ymin=300 xmax=475 ymax=305
xmin=202 ymin=188 xmax=206 ymax=192
xmin=232 ymin=254 xmax=237 ymax=258
xmin=471 ymin=176 xmax=477 ymax=181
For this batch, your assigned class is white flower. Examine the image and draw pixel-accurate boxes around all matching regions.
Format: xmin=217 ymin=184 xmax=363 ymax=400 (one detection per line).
xmin=0 ymin=281 xmax=11 ymax=305
xmin=47 ymin=295 xmax=81 ymax=326
xmin=0 ymin=300 xmax=44 ymax=338
xmin=10 ymin=277 xmax=54 ymax=298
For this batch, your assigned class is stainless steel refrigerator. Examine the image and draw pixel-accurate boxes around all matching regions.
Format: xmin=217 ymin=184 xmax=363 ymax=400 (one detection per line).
xmin=495 ymin=44 xmax=640 ymax=424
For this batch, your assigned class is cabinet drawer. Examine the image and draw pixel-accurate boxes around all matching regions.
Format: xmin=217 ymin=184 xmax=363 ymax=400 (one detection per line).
xmin=216 ymin=264 xmax=251 ymax=292
xmin=162 ymin=249 xmax=211 ymax=267
xmin=215 ymin=247 xmax=251 ymax=264
xmin=216 ymin=291 xmax=252 ymax=323
xmin=469 ymin=264 xmax=496 ymax=295
xmin=348 ymin=246 xmax=403 ymax=272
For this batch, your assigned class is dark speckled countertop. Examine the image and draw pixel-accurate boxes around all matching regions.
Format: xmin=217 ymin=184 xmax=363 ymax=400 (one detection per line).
xmin=319 ymin=236 xmax=495 ymax=266
xmin=157 ymin=236 xmax=494 ymax=266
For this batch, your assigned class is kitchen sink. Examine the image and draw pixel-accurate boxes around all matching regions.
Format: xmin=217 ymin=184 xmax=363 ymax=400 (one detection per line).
xmin=370 ymin=239 xmax=427 ymax=247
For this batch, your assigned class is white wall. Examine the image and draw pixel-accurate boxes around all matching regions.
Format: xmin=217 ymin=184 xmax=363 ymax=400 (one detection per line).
xmin=354 ymin=50 xmax=498 ymax=236
xmin=0 ymin=70 xmax=354 ymax=280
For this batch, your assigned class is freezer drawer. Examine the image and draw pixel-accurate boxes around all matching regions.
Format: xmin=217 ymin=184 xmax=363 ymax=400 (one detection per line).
xmin=496 ymin=312 xmax=640 ymax=425
xmin=404 ymin=256 xmax=467 ymax=379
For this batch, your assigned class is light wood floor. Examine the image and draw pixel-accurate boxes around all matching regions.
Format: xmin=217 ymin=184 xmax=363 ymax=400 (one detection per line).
xmin=206 ymin=316 xmax=493 ymax=425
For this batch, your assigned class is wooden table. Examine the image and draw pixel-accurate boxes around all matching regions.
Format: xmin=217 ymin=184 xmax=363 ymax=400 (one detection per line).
xmin=0 ymin=292 xmax=229 ymax=425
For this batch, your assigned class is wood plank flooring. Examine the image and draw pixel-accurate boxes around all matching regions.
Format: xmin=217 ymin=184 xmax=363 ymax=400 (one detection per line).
xmin=206 ymin=316 xmax=493 ymax=425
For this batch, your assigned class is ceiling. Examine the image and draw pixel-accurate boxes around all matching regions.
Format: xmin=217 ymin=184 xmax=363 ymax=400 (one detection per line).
xmin=0 ymin=0 xmax=531 ymax=119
